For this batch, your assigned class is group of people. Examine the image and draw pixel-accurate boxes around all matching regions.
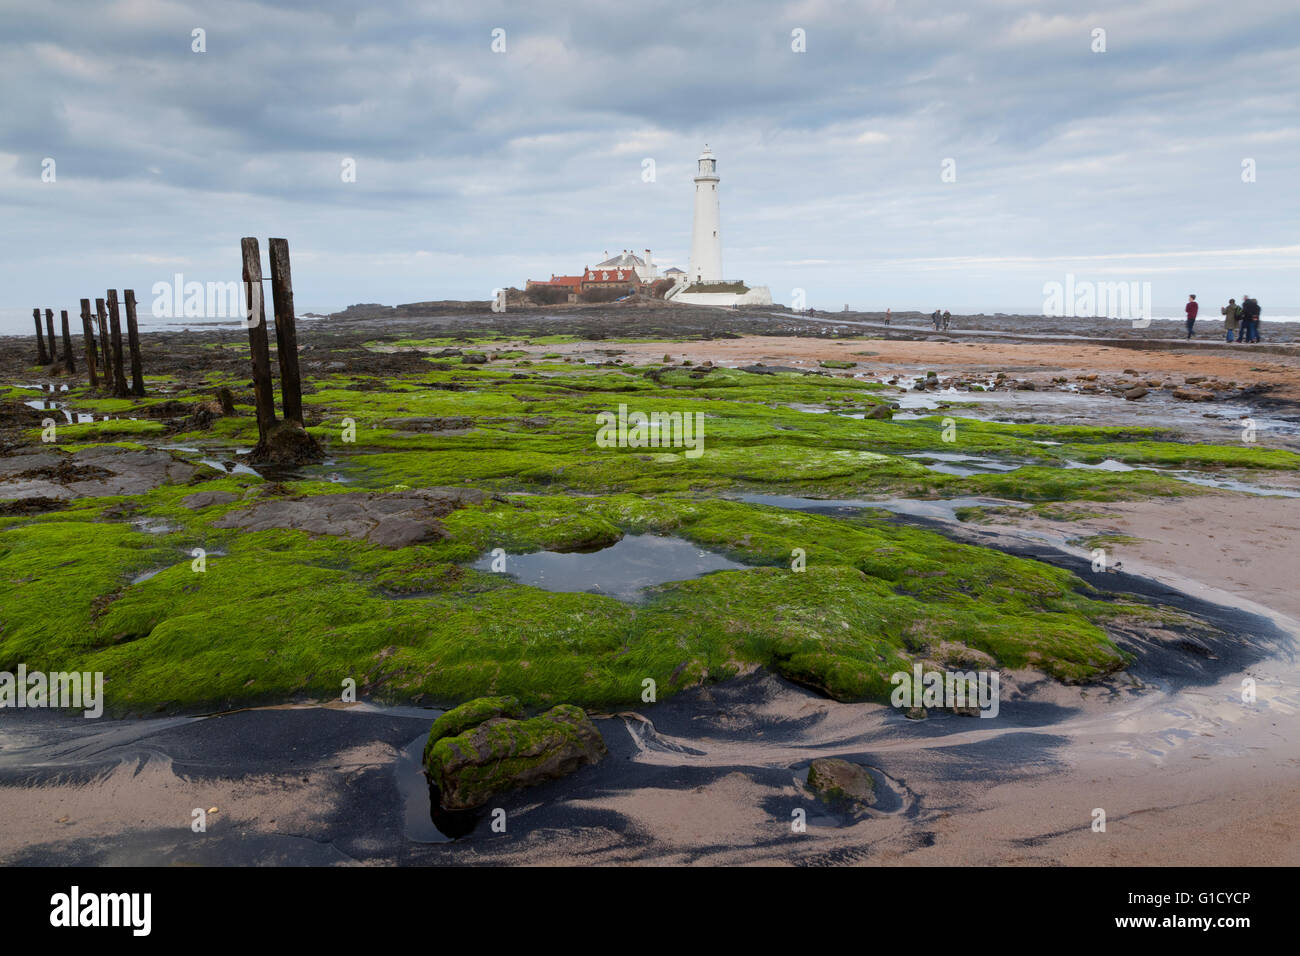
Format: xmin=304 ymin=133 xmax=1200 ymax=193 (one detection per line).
xmin=930 ymin=309 xmax=952 ymax=331
xmin=1185 ymin=294 xmax=1262 ymax=343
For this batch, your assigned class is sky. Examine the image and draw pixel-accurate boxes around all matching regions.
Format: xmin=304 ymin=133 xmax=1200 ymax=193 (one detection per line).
xmin=1 ymin=0 xmax=1298 ymax=326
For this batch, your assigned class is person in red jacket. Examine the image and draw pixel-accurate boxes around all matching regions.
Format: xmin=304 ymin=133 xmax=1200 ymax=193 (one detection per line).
xmin=1185 ymin=294 xmax=1198 ymax=338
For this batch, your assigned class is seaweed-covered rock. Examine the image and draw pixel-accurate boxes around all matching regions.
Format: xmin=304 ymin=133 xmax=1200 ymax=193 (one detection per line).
xmin=423 ymin=703 xmax=607 ymax=810
xmin=807 ymin=757 xmax=875 ymax=807
xmin=422 ymin=695 xmax=524 ymax=765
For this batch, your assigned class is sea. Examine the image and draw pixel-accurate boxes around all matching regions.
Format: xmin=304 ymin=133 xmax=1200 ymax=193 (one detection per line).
xmin=1 ymin=305 xmax=1296 ymax=337
xmin=0 ymin=305 xmax=336 ymax=337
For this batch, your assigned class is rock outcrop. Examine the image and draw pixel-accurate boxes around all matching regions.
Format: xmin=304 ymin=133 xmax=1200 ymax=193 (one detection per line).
xmin=423 ymin=700 xmax=607 ymax=811
xmin=0 ymin=446 xmax=201 ymax=500
xmin=211 ymin=486 xmax=489 ymax=547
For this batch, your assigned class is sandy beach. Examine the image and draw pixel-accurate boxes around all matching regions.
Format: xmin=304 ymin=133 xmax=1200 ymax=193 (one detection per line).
xmin=1 ymin=305 xmax=1297 ymax=867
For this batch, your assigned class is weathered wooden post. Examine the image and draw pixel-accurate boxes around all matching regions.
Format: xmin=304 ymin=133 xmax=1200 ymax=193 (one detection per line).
xmin=45 ymin=310 xmax=57 ymax=364
xmin=60 ymin=310 xmax=76 ymax=374
xmin=123 ymin=289 xmax=146 ymax=396
xmin=268 ymin=238 xmax=304 ymax=424
xmin=95 ymin=298 xmax=113 ymax=388
xmin=79 ymin=299 xmax=99 ymax=387
xmin=241 ymin=238 xmax=278 ymax=443
xmin=33 ymin=308 xmax=49 ymax=365
xmin=106 ymin=290 xmax=130 ymax=398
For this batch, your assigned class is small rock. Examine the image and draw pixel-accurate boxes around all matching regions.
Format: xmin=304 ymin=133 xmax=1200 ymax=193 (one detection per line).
xmin=807 ymin=758 xmax=875 ymax=807
xmin=180 ymin=490 xmax=239 ymax=509
xmin=424 ymin=703 xmax=607 ymax=811
xmin=1123 ymin=386 xmax=1148 ymax=401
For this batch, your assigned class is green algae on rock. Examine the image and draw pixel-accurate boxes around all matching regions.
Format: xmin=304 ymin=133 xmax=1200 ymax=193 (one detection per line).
xmin=0 ymin=486 xmax=1144 ymax=712
xmin=1 ymin=339 xmax=1270 ymax=717
xmin=423 ymin=695 xmax=524 ymax=765
xmin=423 ymin=702 xmax=607 ymax=810
xmin=807 ymin=757 xmax=876 ymax=808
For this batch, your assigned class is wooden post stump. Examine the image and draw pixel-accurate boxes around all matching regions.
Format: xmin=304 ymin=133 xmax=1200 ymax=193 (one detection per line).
xmin=45 ymin=310 xmax=57 ymax=364
xmin=124 ymin=289 xmax=146 ymax=396
xmin=80 ymin=299 xmax=99 ymax=387
xmin=95 ymin=298 xmax=112 ymax=388
xmin=60 ymin=310 xmax=76 ymax=374
xmin=268 ymin=238 xmax=304 ymax=425
xmin=241 ymin=238 xmax=278 ymax=443
xmin=33 ymin=308 xmax=49 ymax=365
xmin=106 ymin=290 xmax=130 ymax=398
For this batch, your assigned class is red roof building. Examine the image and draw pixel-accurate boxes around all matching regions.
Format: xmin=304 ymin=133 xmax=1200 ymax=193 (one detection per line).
xmin=581 ymin=267 xmax=641 ymax=291
xmin=526 ymin=274 xmax=583 ymax=291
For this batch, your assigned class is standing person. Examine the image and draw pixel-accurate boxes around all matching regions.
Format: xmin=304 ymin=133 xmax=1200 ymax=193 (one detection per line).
xmin=932 ymin=309 xmax=941 ymax=330
xmin=942 ymin=309 xmax=951 ymax=330
xmin=1221 ymin=298 xmax=1240 ymax=343
xmin=1241 ymin=295 xmax=1261 ymax=343
xmin=884 ymin=307 xmax=891 ymax=327
xmin=1184 ymin=294 xmax=1198 ymax=338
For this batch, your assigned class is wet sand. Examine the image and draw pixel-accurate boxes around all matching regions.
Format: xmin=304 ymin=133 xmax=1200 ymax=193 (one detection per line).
xmin=3 ymin=656 xmax=1296 ymax=866
xmin=568 ymin=335 xmax=1300 ymax=404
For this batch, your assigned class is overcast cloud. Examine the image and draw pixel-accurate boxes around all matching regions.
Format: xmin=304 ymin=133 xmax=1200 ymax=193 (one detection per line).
xmin=2 ymin=0 xmax=1298 ymax=324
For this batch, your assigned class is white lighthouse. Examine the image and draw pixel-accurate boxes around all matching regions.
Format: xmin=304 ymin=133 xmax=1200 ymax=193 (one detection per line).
xmin=667 ymin=144 xmax=771 ymax=307
xmin=688 ymin=145 xmax=722 ymax=283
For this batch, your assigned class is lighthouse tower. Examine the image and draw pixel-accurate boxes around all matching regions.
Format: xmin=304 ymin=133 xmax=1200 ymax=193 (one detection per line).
xmin=688 ymin=145 xmax=722 ymax=284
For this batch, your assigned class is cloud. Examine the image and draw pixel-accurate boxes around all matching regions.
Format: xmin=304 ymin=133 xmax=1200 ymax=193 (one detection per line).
xmin=2 ymin=0 xmax=1298 ymax=315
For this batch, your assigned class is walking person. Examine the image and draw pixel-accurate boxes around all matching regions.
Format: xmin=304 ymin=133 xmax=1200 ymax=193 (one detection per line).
xmin=931 ymin=309 xmax=941 ymax=331
xmin=942 ymin=309 xmax=951 ymax=331
xmin=1221 ymin=298 xmax=1240 ymax=343
xmin=884 ymin=307 xmax=891 ymax=327
xmin=1184 ymin=294 xmax=1198 ymax=338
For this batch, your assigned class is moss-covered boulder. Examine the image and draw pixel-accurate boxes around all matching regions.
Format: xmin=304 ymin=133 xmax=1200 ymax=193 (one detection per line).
xmin=422 ymin=695 xmax=524 ymax=765
xmin=807 ymin=757 xmax=875 ymax=807
xmin=423 ymin=703 xmax=607 ymax=810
